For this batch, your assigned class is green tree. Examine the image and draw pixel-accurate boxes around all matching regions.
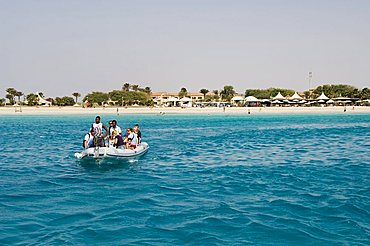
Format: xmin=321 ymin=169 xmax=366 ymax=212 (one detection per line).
xmin=26 ymin=93 xmax=39 ymax=106
xmin=270 ymin=88 xmax=294 ymax=98
xmin=0 ymin=98 xmax=5 ymax=106
xmin=360 ymin=88 xmax=370 ymax=99
xmin=15 ymin=91 xmax=24 ymax=104
xmin=109 ymin=90 xmax=152 ymax=106
xmin=312 ymin=84 xmax=357 ymax=98
xmin=62 ymin=96 xmax=75 ymax=106
xmin=144 ymin=87 xmax=152 ymax=95
xmin=178 ymin=87 xmax=188 ymax=98
xmin=130 ymin=84 xmax=139 ymax=92
xmin=220 ymin=85 xmax=236 ymax=101
xmin=109 ymin=90 xmax=126 ymax=105
xmin=122 ymin=83 xmax=130 ymax=91
xmin=83 ymin=92 xmax=109 ymax=106
xmin=245 ymin=88 xmax=295 ymax=99
xmin=38 ymin=92 xmax=44 ymax=98
xmin=303 ymin=91 xmax=310 ymax=99
xmin=72 ymin=92 xmax=81 ymax=104
xmin=212 ymin=90 xmax=220 ymax=101
xmin=6 ymin=88 xmax=17 ymax=104
xmin=245 ymin=89 xmax=271 ymax=99
xmin=5 ymin=94 xmax=14 ymax=105
xmin=199 ymin=89 xmax=209 ymax=98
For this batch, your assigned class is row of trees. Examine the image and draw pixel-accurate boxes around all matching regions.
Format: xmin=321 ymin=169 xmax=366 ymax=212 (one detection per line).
xmin=179 ymin=86 xmax=237 ymax=101
xmin=311 ymin=85 xmax=370 ymax=99
xmin=5 ymin=88 xmax=24 ymax=105
xmin=245 ymin=88 xmax=295 ymax=99
xmin=122 ymin=83 xmax=151 ymax=94
xmin=1 ymin=87 xmax=82 ymax=106
xmin=2 ymin=84 xmax=369 ymax=106
xmin=244 ymin=85 xmax=369 ymax=99
xmin=83 ymin=90 xmax=153 ymax=106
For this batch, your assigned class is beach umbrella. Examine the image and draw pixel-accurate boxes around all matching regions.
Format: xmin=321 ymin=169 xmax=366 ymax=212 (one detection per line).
xmin=245 ymin=96 xmax=260 ymax=102
xmin=272 ymin=100 xmax=283 ymax=104
xmin=318 ymin=99 xmax=326 ymax=103
xmin=289 ymin=92 xmax=303 ymax=100
xmin=167 ymin=97 xmax=180 ymax=102
xmin=326 ymin=99 xmax=335 ymax=104
xmin=231 ymin=96 xmax=244 ymax=102
xmin=316 ymin=92 xmax=329 ymax=100
xmin=180 ymin=97 xmax=192 ymax=102
xmin=272 ymin=92 xmax=285 ymax=100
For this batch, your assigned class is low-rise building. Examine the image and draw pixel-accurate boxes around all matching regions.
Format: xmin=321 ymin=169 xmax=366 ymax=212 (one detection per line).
xmin=152 ymin=92 xmax=214 ymax=106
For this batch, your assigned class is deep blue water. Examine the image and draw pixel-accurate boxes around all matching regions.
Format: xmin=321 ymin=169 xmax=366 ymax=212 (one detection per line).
xmin=0 ymin=113 xmax=369 ymax=245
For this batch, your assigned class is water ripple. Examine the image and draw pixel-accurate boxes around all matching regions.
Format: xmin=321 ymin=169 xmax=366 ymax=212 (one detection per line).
xmin=0 ymin=114 xmax=369 ymax=245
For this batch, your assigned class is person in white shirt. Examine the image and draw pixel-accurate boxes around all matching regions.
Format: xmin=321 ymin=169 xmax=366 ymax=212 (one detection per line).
xmin=109 ymin=120 xmax=122 ymax=139
xmin=83 ymin=129 xmax=95 ymax=149
xmin=126 ymin=128 xmax=138 ymax=149
xmin=91 ymin=116 xmax=108 ymax=147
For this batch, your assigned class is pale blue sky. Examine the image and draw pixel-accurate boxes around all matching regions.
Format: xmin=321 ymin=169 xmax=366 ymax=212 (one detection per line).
xmin=1 ymin=0 xmax=369 ymax=97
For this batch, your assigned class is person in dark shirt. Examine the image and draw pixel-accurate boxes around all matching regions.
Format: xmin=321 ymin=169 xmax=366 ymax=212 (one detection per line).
xmin=112 ymin=130 xmax=124 ymax=149
xmin=134 ymin=124 xmax=142 ymax=144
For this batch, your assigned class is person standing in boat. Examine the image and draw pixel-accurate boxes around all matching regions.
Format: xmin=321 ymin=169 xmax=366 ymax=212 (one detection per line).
xmin=133 ymin=124 xmax=141 ymax=144
xmin=91 ymin=116 xmax=108 ymax=147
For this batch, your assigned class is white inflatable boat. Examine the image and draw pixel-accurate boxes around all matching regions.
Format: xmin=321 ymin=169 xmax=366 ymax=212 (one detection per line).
xmin=74 ymin=142 xmax=149 ymax=159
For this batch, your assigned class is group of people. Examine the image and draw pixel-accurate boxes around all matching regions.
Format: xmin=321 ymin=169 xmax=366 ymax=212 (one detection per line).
xmin=83 ymin=116 xmax=142 ymax=150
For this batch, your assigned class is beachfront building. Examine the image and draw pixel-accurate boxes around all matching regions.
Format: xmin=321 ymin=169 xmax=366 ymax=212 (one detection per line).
xmin=152 ymin=92 xmax=212 ymax=107
xmin=37 ymin=94 xmax=52 ymax=106
xmin=231 ymin=95 xmax=245 ymax=106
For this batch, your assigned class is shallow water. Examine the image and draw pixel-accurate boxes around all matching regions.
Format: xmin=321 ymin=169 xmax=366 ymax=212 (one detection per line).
xmin=0 ymin=113 xmax=369 ymax=245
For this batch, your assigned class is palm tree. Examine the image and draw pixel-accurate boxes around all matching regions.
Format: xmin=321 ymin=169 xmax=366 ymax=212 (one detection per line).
xmin=178 ymin=87 xmax=188 ymax=98
xmin=144 ymin=87 xmax=152 ymax=94
xmin=72 ymin=92 xmax=81 ymax=104
xmin=5 ymin=94 xmax=14 ymax=105
xmin=212 ymin=89 xmax=220 ymax=101
xmin=6 ymin=88 xmax=17 ymax=104
xmin=199 ymin=88 xmax=209 ymax=98
xmin=122 ymin=83 xmax=130 ymax=91
xmin=15 ymin=91 xmax=24 ymax=104
xmin=130 ymin=84 xmax=139 ymax=92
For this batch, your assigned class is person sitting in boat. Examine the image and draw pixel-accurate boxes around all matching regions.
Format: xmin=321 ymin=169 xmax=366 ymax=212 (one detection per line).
xmin=112 ymin=130 xmax=124 ymax=149
xmin=133 ymin=124 xmax=141 ymax=144
xmin=83 ymin=129 xmax=95 ymax=149
xmin=109 ymin=120 xmax=122 ymax=139
xmin=126 ymin=128 xmax=138 ymax=149
xmin=91 ymin=116 xmax=108 ymax=147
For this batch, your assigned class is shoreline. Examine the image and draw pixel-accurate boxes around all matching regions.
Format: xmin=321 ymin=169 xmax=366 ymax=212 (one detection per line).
xmin=1 ymin=106 xmax=370 ymax=115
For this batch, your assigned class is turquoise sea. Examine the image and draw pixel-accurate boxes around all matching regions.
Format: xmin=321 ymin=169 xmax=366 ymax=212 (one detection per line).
xmin=0 ymin=113 xmax=369 ymax=245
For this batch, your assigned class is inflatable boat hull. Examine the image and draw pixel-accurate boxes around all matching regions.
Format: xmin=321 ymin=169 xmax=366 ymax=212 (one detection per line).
xmin=74 ymin=142 xmax=149 ymax=159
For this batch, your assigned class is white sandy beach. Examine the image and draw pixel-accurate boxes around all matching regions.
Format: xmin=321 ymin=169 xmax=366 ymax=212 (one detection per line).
xmin=1 ymin=106 xmax=370 ymax=115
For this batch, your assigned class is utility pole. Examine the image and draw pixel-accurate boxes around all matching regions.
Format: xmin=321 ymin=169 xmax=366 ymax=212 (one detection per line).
xmin=308 ymin=72 xmax=312 ymax=98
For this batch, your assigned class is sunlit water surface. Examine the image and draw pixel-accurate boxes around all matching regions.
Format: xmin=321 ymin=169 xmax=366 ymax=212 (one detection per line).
xmin=0 ymin=113 xmax=369 ymax=245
